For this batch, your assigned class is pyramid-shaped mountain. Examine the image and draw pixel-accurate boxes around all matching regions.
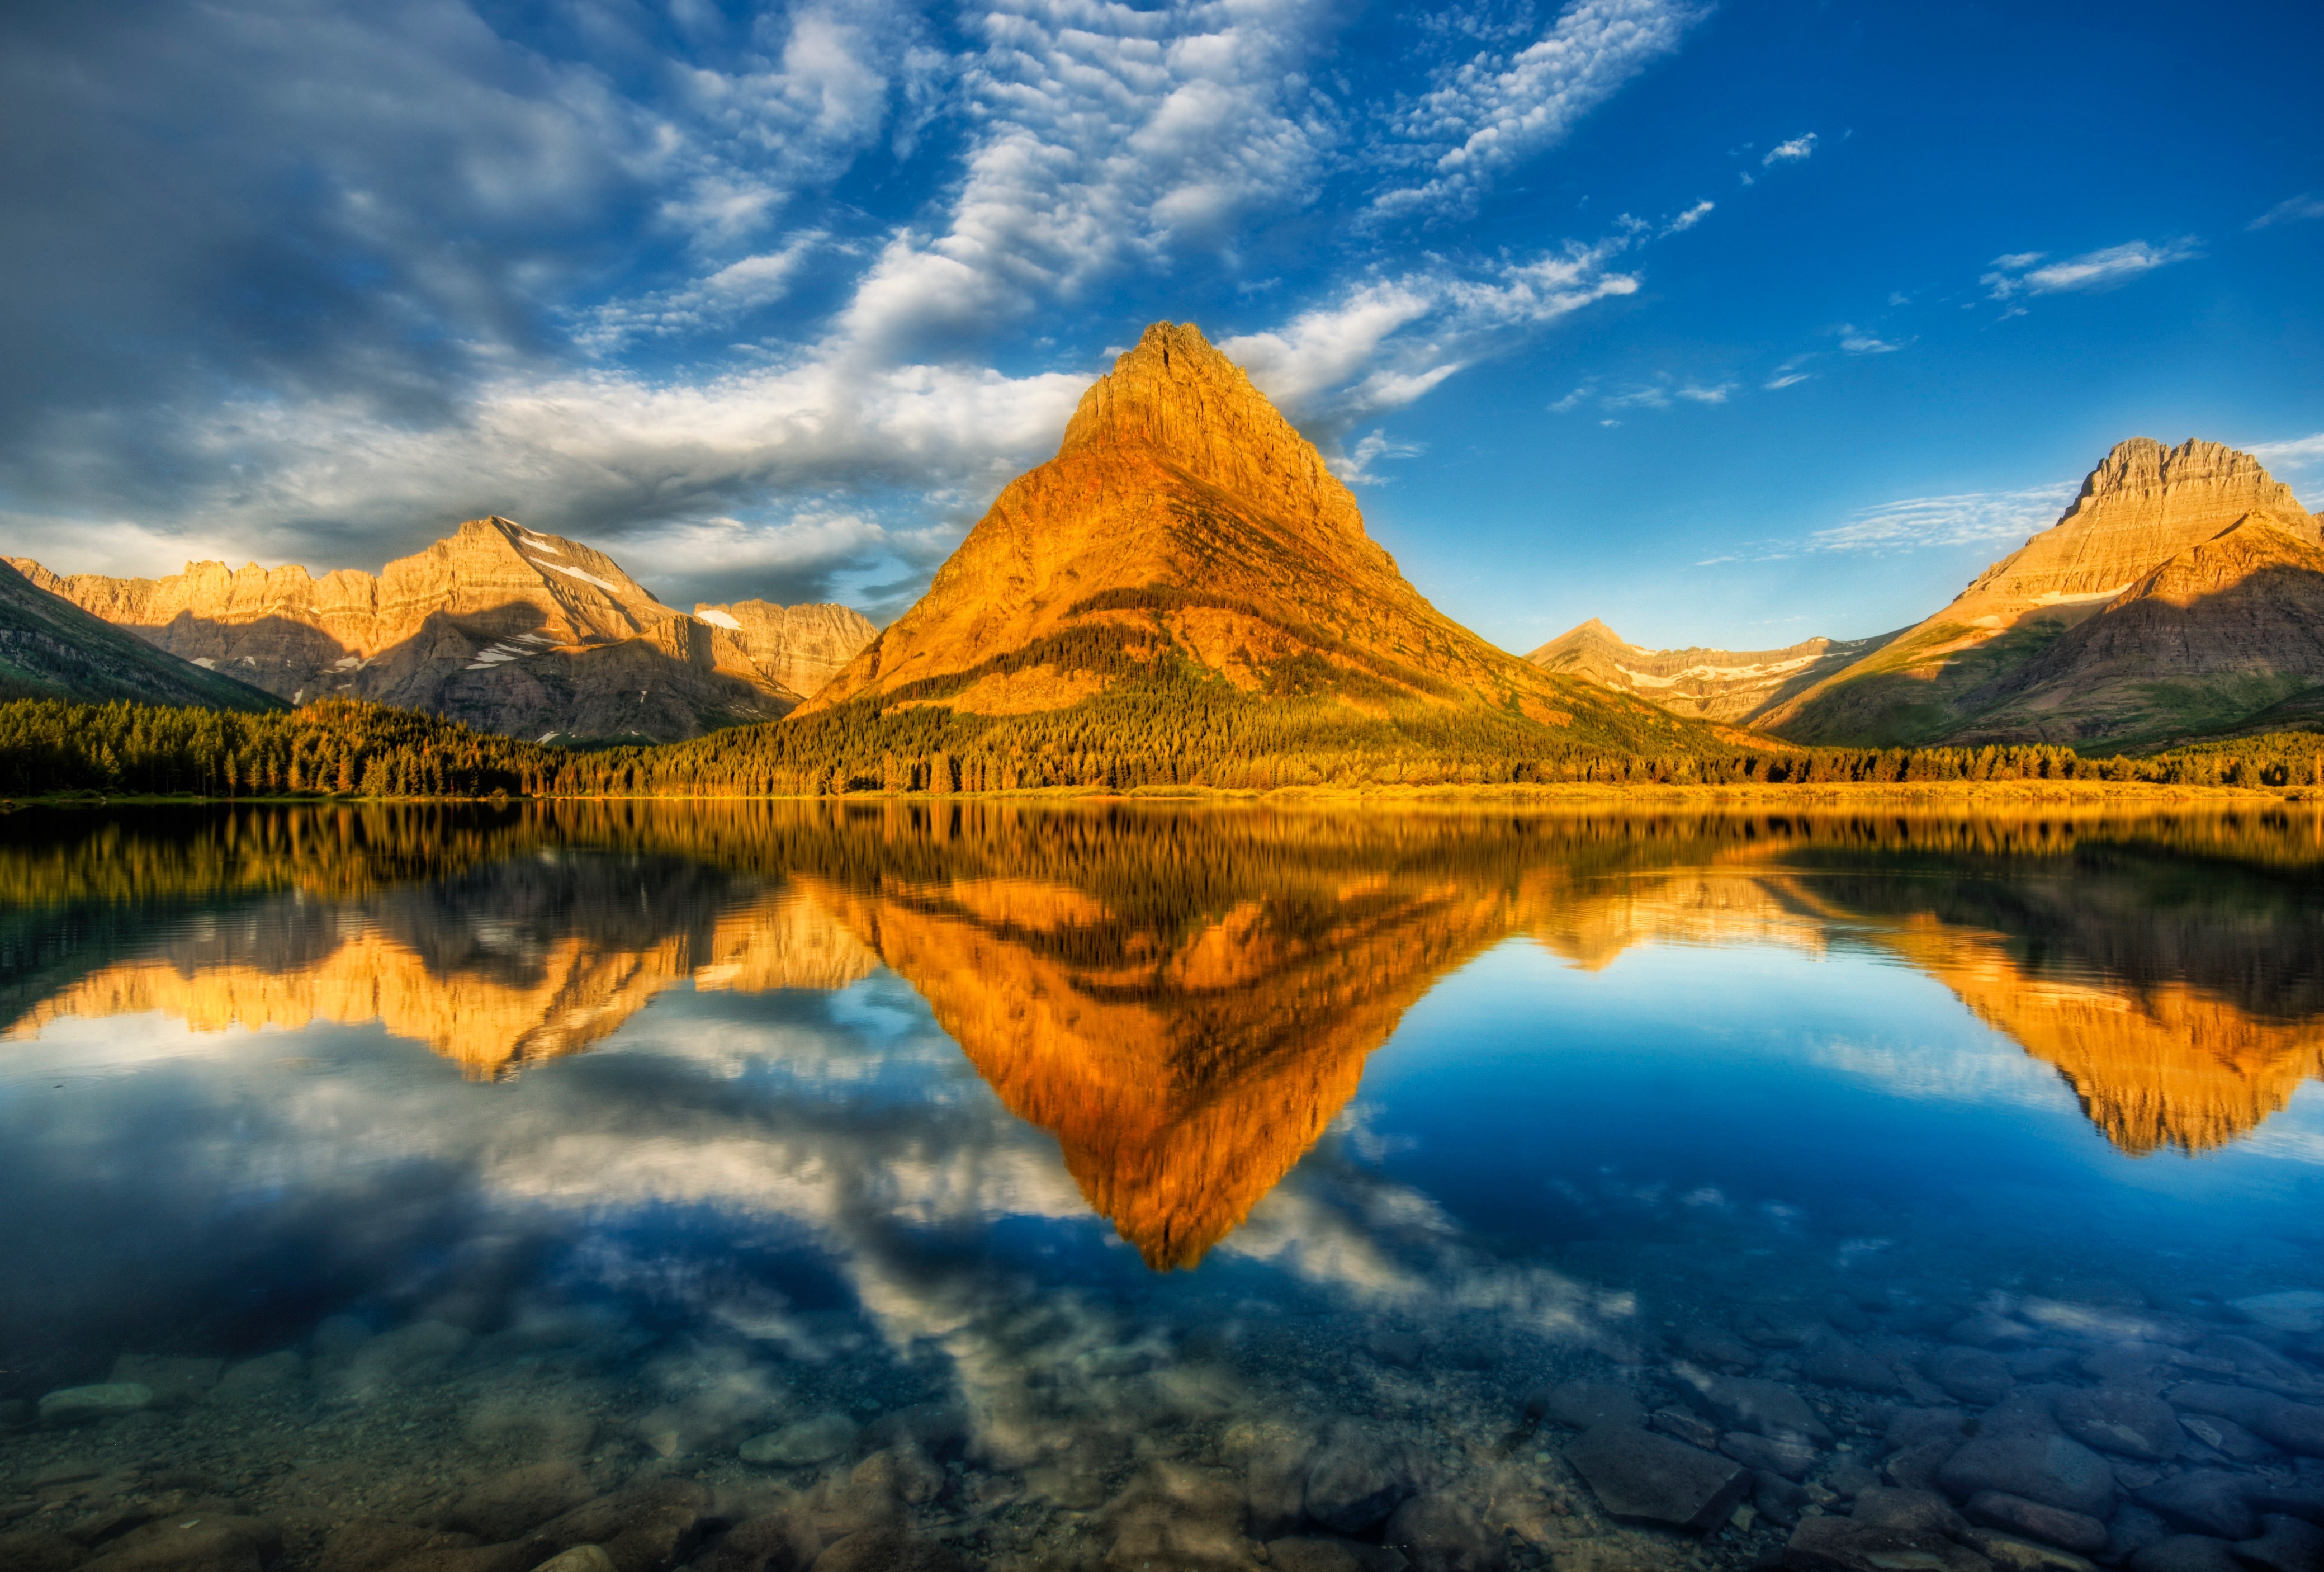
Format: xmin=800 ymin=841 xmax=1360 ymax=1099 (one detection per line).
xmin=799 ymin=322 xmax=1699 ymax=755
xmin=13 ymin=518 xmax=874 ymax=744
xmin=1760 ymin=437 xmax=2323 ymax=746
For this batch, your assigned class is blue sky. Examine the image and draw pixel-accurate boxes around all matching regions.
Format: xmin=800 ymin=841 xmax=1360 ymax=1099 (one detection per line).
xmin=3 ymin=0 xmax=2319 ymax=648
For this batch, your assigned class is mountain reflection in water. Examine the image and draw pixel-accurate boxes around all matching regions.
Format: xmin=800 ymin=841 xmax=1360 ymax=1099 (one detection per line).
xmin=7 ymin=800 xmax=2323 ymax=1268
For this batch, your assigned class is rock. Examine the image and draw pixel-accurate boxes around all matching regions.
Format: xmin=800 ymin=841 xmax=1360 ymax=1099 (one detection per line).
xmin=2194 ymin=1335 xmax=2317 ymax=1397
xmin=1935 ymin=1436 xmax=2115 ymax=1517
xmin=1949 ymin=1313 xmax=2038 ymax=1349
xmin=1825 ymin=1457 xmax=1881 ymax=1500
xmin=1682 ymin=1375 xmax=1835 ymax=1445
xmin=1101 ymin=1461 xmax=1253 ymax=1571
xmin=2139 ymin=1473 xmax=2256 ymax=1541
xmin=1743 ymin=1306 xmax=1831 ymax=1349
xmin=1960 ymin=1531 xmax=2095 ymax=1571
xmin=213 ymin=1354 xmax=302 ymax=1401
xmin=2171 ymin=1384 xmax=2324 ymax=1457
xmin=1651 ymin=1408 xmax=1720 ymax=1450
xmin=317 ymin=1520 xmax=477 ymax=1572
xmin=2236 ymin=1294 xmax=2324 ymax=1336
xmin=1852 ymin=1486 xmax=1968 ymax=1538
xmin=812 ymin=1527 xmax=962 ymax=1572
xmin=1923 ymin=1349 xmax=2014 ymax=1408
xmin=2105 ymin=1504 xmax=2171 ymax=1561
xmin=1236 ymin=1424 xmax=1315 ymax=1538
xmin=376 ymin=1545 xmax=539 ymax=1572
xmin=1304 ymin=1427 xmax=1424 ymax=1536
xmin=1962 ymin=1491 xmax=2108 ymax=1554
xmin=79 ymin=1514 xmax=283 ymax=1572
xmin=528 ymin=1479 xmax=709 ymax=1572
xmin=2086 ymin=1347 xmax=2182 ymax=1389
xmin=0 ymin=1529 xmax=91 ymax=1572
xmin=1682 ymin=1328 xmax=1759 ymax=1368
xmin=1825 ymin=1295 xmax=1876 ymax=1335
xmin=2127 ymin=1536 xmax=2241 ymax=1572
xmin=856 ymin=1404 xmax=968 ymax=1461
xmin=1758 ymin=1472 xmax=1810 ymax=1527
xmin=1778 ymin=1513 xmax=1989 ymax=1571
xmin=1890 ymin=1410 xmax=1972 ymax=1451
xmin=1523 ymin=1381 xmax=1644 ymax=1432
xmin=699 ymin=1510 xmax=820 ymax=1572
xmin=1365 ymin=1330 xmax=1424 ymax=1368
xmin=1888 ymin=1439 xmax=1962 ymax=1493
xmin=106 ymin=1358 xmax=220 ymax=1410
xmin=1805 ymin=1340 xmax=1905 ymax=1395
xmin=533 ymin=1552 xmax=618 ymax=1572
xmin=2235 ymin=1513 xmax=2324 ymax=1572
xmin=850 ymin=1448 xmax=944 ymax=1509
xmin=1981 ymin=1388 xmax=2067 ymax=1440
xmin=2247 ymin=1483 xmax=2324 ymax=1525
xmin=740 ymin=1415 xmax=858 ymax=1467
xmin=1723 ymin=1432 xmax=1819 ymax=1480
xmin=1266 ymin=1537 xmax=1404 ymax=1572
xmin=37 ymin=1385 xmax=153 ymax=1425
xmin=694 ymin=601 xmax=879 ymax=703
xmin=442 ymin=1461 xmax=594 ymax=1542
xmin=2008 ymin=1349 xmax=2080 ymax=1381
xmin=1563 ymin=1423 xmax=1750 ymax=1533
xmin=2054 ymin=1390 xmax=2181 ymax=1461
xmin=2179 ymin=1412 xmax=2276 ymax=1462
xmin=1382 ymin=1493 xmax=1503 ymax=1572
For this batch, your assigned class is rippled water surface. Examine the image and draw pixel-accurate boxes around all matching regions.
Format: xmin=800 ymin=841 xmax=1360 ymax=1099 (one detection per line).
xmin=4 ymin=801 xmax=2323 ymax=1572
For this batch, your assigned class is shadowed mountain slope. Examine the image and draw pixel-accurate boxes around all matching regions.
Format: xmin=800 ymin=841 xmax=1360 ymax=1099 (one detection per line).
xmin=0 ymin=559 xmax=285 ymax=711
xmin=10 ymin=519 xmax=870 ymax=745
xmin=1760 ymin=438 xmax=2323 ymax=747
xmin=1527 ymin=617 xmax=1903 ymax=724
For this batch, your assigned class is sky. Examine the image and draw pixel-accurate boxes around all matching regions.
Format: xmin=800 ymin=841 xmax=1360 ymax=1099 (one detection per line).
xmin=2 ymin=0 xmax=2320 ymax=650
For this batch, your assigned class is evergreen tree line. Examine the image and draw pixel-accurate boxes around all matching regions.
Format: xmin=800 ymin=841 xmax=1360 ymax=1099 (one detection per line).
xmin=4 ymin=695 xmax=2323 ymax=800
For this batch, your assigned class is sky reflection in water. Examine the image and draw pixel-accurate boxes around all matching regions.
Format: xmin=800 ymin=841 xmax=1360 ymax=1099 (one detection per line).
xmin=3 ymin=801 xmax=2322 ymax=1569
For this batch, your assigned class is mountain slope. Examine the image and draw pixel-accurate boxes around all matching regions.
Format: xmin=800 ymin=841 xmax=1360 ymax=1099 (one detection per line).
xmin=796 ymin=322 xmax=1712 ymax=761
xmin=11 ymin=518 xmax=827 ymax=744
xmin=0 ymin=559 xmax=285 ymax=711
xmin=1760 ymin=438 xmax=2321 ymax=746
xmin=1527 ymin=618 xmax=1903 ymax=723
xmin=692 ymin=599 xmax=877 ymax=700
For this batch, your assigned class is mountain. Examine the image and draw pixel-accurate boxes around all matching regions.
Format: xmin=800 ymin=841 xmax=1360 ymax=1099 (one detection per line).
xmin=793 ymin=322 xmax=1711 ymax=760
xmin=1759 ymin=438 xmax=2323 ymax=747
xmin=692 ymin=599 xmax=877 ymax=700
xmin=10 ymin=518 xmax=874 ymax=745
xmin=1527 ymin=617 xmax=1902 ymax=723
xmin=0 ymin=558 xmax=284 ymax=712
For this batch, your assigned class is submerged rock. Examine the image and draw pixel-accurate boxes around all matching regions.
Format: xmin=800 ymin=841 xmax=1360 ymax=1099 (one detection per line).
xmin=1382 ymin=1493 xmax=1503 ymax=1572
xmin=697 ymin=1509 xmax=820 ymax=1572
xmin=1963 ymin=1490 xmax=2108 ymax=1554
xmin=1681 ymin=1374 xmax=1834 ymax=1446
xmin=1851 ymin=1485 xmax=1967 ymax=1539
xmin=2127 ymin=1536 xmax=2242 ymax=1572
xmin=1721 ymin=1431 xmax=1817 ymax=1480
xmin=2235 ymin=1513 xmax=2324 ymax=1572
xmin=1563 ymin=1423 xmax=1750 ymax=1533
xmin=738 ymin=1414 xmax=857 ymax=1467
xmin=1778 ymin=1513 xmax=1988 ymax=1571
xmin=1303 ymin=1427 xmax=1425 ymax=1536
xmin=107 ymin=1358 xmax=221 ymax=1409
xmin=214 ymin=1353 xmax=303 ymax=1402
xmin=1923 ymin=1347 xmax=2014 ymax=1408
xmin=527 ymin=1478 xmax=709 ymax=1572
xmin=37 ymin=1384 xmax=153 ymax=1425
xmin=2053 ymin=1389 xmax=2181 ymax=1461
xmin=2139 ymin=1472 xmax=2257 ymax=1541
xmin=1522 ymin=1380 xmax=1643 ymax=1432
xmin=812 ymin=1527 xmax=962 ymax=1572
xmin=1935 ymin=1434 xmax=2115 ymax=1517
xmin=442 ymin=1461 xmax=594 ymax=1542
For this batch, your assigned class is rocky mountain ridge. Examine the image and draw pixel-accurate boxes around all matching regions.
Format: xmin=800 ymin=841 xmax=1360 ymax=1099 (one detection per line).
xmin=1527 ymin=618 xmax=1902 ymax=724
xmin=12 ymin=518 xmax=877 ymax=744
xmin=0 ymin=559 xmax=286 ymax=712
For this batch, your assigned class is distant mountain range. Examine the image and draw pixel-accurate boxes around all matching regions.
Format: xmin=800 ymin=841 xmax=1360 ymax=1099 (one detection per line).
xmin=1 ymin=558 xmax=282 ymax=712
xmin=10 ymin=520 xmax=875 ymax=744
xmin=1540 ymin=437 xmax=2324 ymax=750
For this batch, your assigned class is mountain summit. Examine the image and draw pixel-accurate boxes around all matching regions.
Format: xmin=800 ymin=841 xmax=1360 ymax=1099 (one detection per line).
xmin=801 ymin=322 xmax=1689 ymax=757
xmin=1759 ymin=437 xmax=2322 ymax=746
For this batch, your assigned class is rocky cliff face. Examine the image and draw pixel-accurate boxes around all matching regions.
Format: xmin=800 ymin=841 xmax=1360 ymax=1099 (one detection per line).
xmin=798 ymin=322 xmax=1674 ymax=742
xmin=693 ymin=599 xmax=877 ymax=701
xmin=1759 ymin=438 xmax=2322 ymax=746
xmin=0 ymin=559 xmax=285 ymax=711
xmin=1527 ymin=618 xmax=1901 ymax=724
xmin=8 ymin=518 xmax=864 ymax=743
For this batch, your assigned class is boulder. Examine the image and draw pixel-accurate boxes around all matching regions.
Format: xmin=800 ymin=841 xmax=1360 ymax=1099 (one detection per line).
xmin=527 ymin=1479 xmax=709 ymax=1572
xmin=2127 ymin=1536 xmax=2241 ymax=1572
xmin=107 ymin=1358 xmax=221 ymax=1410
xmin=318 ymin=1520 xmax=476 ymax=1572
xmin=1563 ymin=1423 xmax=1750 ymax=1533
xmin=2234 ymin=1513 xmax=2324 ymax=1572
xmin=1304 ymin=1427 xmax=1424 ymax=1536
xmin=0 ymin=1529 xmax=93 ymax=1572
xmin=1958 ymin=1530 xmax=2095 ymax=1571
xmin=1721 ymin=1431 xmax=1818 ymax=1480
xmin=1935 ymin=1435 xmax=2115 ymax=1517
xmin=812 ymin=1528 xmax=962 ymax=1572
xmin=442 ymin=1461 xmax=594 ymax=1543
xmin=698 ymin=1510 xmax=820 ymax=1572
xmin=1381 ymin=1494 xmax=1503 ymax=1572
xmin=214 ymin=1354 xmax=304 ymax=1403
xmin=1237 ymin=1424 xmax=1315 ymax=1539
xmin=1779 ymin=1514 xmax=1989 ymax=1571
xmin=2138 ymin=1473 xmax=2256 ymax=1541
xmin=80 ymin=1515 xmax=283 ymax=1572
xmin=1522 ymin=1380 xmax=1644 ymax=1432
xmin=1923 ymin=1348 xmax=2014 ymax=1408
xmin=739 ymin=1415 xmax=858 ymax=1468
xmin=1101 ymin=1461 xmax=1254 ymax=1571
xmin=38 ymin=1385 xmax=153 ymax=1425
xmin=1852 ymin=1486 xmax=1968 ymax=1539
xmin=1682 ymin=1375 xmax=1834 ymax=1445
xmin=2178 ymin=1413 xmax=2275 ymax=1462
xmin=533 ymin=1553 xmax=618 ymax=1572
xmin=1805 ymin=1340 xmax=1905 ymax=1395
xmin=2054 ymin=1390 xmax=2181 ymax=1461
xmin=1962 ymin=1491 xmax=2107 ymax=1554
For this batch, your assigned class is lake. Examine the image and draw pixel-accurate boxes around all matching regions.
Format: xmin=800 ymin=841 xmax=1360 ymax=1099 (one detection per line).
xmin=3 ymin=800 xmax=2322 ymax=1572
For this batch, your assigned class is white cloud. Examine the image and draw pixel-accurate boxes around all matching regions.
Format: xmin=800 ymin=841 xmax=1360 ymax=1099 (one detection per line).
xmin=1763 ymin=372 xmax=1811 ymax=390
xmin=1761 ymin=132 xmax=1816 ymax=167
xmin=1808 ymin=482 xmax=2078 ymax=554
xmin=1837 ymin=327 xmax=1904 ymax=354
xmin=1331 ymin=429 xmax=1422 ymax=484
xmin=2249 ymin=192 xmax=2324 ymax=230
xmin=1982 ymin=238 xmax=2202 ymax=299
xmin=1369 ymin=0 xmax=1703 ymax=218
xmin=1663 ymin=199 xmax=1714 ymax=234
xmin=2249 ymin=432 xmax=2324 ymax=474
xmin=1675 ymin=382 xmax=1734 ymax=403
